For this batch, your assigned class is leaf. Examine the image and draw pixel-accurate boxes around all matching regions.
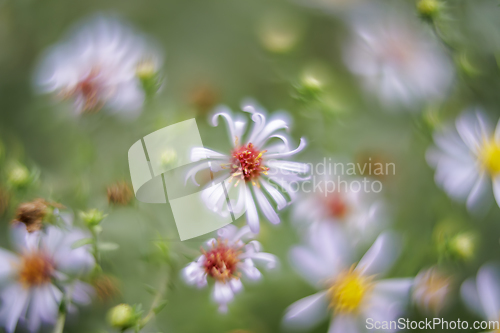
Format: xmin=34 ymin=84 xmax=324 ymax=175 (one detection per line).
xmin=153 ymin=300 xmax=168 ymax=314
xmin=71 ymin=238 xmax=93 ymax=249
xmin=144 ymin=284 xmax=157 ymax=295
xmin=97 ymin=242 xmax=119 ymax=251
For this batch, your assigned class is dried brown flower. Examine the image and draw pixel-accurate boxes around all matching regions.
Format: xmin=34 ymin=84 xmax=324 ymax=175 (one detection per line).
xmin=107 ymin=181 xmax=133 ymax=206
xmin=12 ymin=198 xmax=49 ymax=232
xmin=189 ymin=84 xmax=219 ymax=114
xmin=92 ymin=275 xmax=120 ymax=302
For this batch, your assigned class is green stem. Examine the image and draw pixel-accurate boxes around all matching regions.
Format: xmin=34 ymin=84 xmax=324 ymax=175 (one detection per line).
xmin=53 ymin=312 xmax=66 ymax=333
xmin=138 ymin=266 xmax=170 ymax=331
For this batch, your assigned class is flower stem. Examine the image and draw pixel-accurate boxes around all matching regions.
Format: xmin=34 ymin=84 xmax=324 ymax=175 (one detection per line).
xmin=137 ymin=266 xmax=171 ymax=331
xmin=53 ymin=311 xmax=66 ymax=333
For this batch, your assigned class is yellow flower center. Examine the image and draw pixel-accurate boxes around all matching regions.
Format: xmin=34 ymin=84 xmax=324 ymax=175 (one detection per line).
xmin=479 ymin=139 xmax=500 ymax=176
xmin=327 ymin=266 xmax=372 ymax=314
xmin=18 ymin=252 xmax=54 ymax=287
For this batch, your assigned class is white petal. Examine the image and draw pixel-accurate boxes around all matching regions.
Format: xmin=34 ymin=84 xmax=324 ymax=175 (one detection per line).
xmin=239 ymin=259 xmax=262 ymax=280
xmin=461 ymin=278 xmax=486 ymax=319
xmin=477 ymin=263 xmax=500 ymax=321
xmin=467 ymin=174 xmax=493 ymax=213
xmin=283 ymin=291 xmax=329 ymax=330
xmin=356 ymin=231 xmax=400 ymax=277
xmin=229 ymin=278 xmax=243 ymax=294
xmin=253 ymin=185 xmax=280 ymax=225
xmin=265 ymin=137 xmax=307 ymax=159
xmin=244 ymin=186 xmax=260 ymax=233
xmin=328 ymin=314 xmax=359 ymax=333
xmin=260 ymin=180 xmax=287 ymax=210
xmin=212 ymin=281 xmax=234 ymax=305
xmin=0 ymin=283 xmax=30 ymax=333
xmin=493 ymin=176 xmax=500 ymax=208
xmin=289 ymin=246 xmax=338 ymax=287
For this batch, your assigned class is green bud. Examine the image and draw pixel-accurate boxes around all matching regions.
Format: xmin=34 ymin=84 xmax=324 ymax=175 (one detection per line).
xmin=107 ymin=304 xmax=136 ymax=329
xmin=136 ymin=59 xmax=161 ymax=98
xmin=7 ymin=164 xmax=31 ymax=189
xmin=417 ymin=0 xmax=441 ymax=21
xmin=80 ymin=209 xmax=106 ymax=227
xmin=160 ymin=149 xmax=177 ymax=168
xmin=448 ymin=232 xmax=476 ymax=261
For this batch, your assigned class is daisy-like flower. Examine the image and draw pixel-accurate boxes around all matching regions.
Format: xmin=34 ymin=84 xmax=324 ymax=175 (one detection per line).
xmin=427 ymin=110 xmax=500 ymax=212
xmin=284 ymin=223 xmax=412 ymax=332
xmin=181 ymin=225 xmax=277 ymax=313
xmin=34 ymin=15 xmax=162 ymax=117
xmin=412 ymin=266 xmax=452 ymax=315
xmin=293 ymin=176 xmax=387 ymax=245
xmin=187 ymin=101 xmax=309 ymax=234
xmin=343 ymin=10 xmax=453 ymax=108
xmin=461 ymin=263 xmax=500 ymax=332
xmin=0 ymin=224 xmax=95 ymax=333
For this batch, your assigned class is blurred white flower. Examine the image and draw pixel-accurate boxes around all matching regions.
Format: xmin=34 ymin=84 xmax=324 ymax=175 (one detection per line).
xmin=293 ymin=176 xmax=387 ymax=246
xmin=187 ymin=101 xmax=309 ymax=234
xmin=0 ymin=225 xmax=94 ymax=333
xmin=343 ymin=13 xmax=453 ymax=108
xmin=412 ymin=266 xmax=452 ymax=315
xmin=181 ymin=225 xmax=277 ymax=313
xmin=34 ymin=15 xmax=162 ymax=118
xmin=284 ymin=223 xmax=412 ymax=332
xmin=461 ymin=263 xmax=500 ymax=328
xmin=427 ymin=110 xmax=500 ymax=212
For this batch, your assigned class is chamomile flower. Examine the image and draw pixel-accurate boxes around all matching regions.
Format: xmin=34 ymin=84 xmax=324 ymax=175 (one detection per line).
xmin=284 ymin=223 xmax=412 ymax=332
xmin=293 ymin=176 xmax=387 ymax=246
xmin=34 ymin=15 xmax=162 ymax=118
xmin=461 ymin=263 xmax=500 ymax=330
xmin=343 ymin=10 xmax=453 ymax=108
xmin=0 ymin=224 xmax=95 ymax=333
xmin=187 ymin=101 xmax=309 ymax=234
xmin=181 ymin=225 xmax=277 ymax=313
xmin=426 ymin=110 xmax=500 ymax=211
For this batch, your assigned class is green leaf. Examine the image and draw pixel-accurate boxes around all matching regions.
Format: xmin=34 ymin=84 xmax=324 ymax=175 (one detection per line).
xmin=71 ymin=238 xmax=93 ymax=249
xmin=153 ymin=300 xmax=168 ymax=314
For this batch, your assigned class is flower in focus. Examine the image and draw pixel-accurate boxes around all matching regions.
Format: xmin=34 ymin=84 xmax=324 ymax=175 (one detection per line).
xmin=187 ymin=101 xmax=309 ymax=233
xmin=34 ymin=15 xmax=162 ymax=118
xmin=293 ymin=176 xmax=387 ymax=245
xmin=413 ymin=266 xmax=452 ymax=315
xmin=107 ymin=181 xmax=133 ymax=206
xmin=181 ymin=225 xmax=277 ymax=312
xmin=283 ymin=223 xmax=412 ymax=332
xmin=427 ymin=110 xmax=500 ymax=211
xmin=0 ymin=225 xmax=95 ymax=333
xmin=343 ymin=11 xmax=453 ymax=108
xmin=461 ymin=263 xmax=500 ymax=327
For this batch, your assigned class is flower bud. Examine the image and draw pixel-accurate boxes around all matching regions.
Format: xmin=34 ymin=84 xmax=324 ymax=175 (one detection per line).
xmin=136 ymin=59 xmax=161 ymax=97
xmin=448 ymin=232 xmax=476 ymax=261
xmin=80 ymin=208 xmax=106 ymax=227
xmin=160 ymin=149 xmax=177 ymax=168
xmin=107 ymin=304 xmax=135 ymax=329
xmin=7 ymin=165 xmax=31 ymax=189
xmin=417 ymin=0 xmax=441 ymax=21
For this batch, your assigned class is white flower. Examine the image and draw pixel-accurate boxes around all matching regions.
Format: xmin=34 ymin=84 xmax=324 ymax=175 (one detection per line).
xmin=0 ymin=224 xmax=95 ymax=333
xmin=343 ymin=11 xmax=453 ymax=108
xmin=293 ymin=176 xmax=387 ymax=246
xmin=461 ymin=263 xmax=500 ymax=331
xmin=187 ymin=100 xmax=310 ymax=234
xmin=181 ymin=225 xmax=277 ymax=313
xmin=427 ymin=109 xmax=500 ymax=212
xmin=284 ymin=223 xmax=412 ymax=332
xmin=34 ymin=14 xmax=162 ymax=117
xmin=412 ymin=266 xmax=452 ymax=315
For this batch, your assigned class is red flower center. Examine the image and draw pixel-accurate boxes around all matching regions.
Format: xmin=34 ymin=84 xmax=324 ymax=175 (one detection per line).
xmin=18 ymin=252 xmax=54 ymax=287
xmin=230 ymin=143 xmax=268 ymax=183
xmin=324 ymin=193 xmax=349 ymax=219
xmin=203 ymin=240 xmax=241 ymax=282
xmin=63 ymin=68 xmax=104 ymax=113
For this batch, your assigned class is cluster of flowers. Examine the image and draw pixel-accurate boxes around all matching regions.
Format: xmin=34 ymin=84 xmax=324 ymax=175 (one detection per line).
xmin=0 ymin=200 xmax=94 ymax=333
xmin=3 ymin=1 xmax=500 ymax=332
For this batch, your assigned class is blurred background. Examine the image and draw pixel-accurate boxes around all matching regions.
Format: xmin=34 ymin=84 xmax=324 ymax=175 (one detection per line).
xmin=1 ymin=0 xmax=500 ymax=332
